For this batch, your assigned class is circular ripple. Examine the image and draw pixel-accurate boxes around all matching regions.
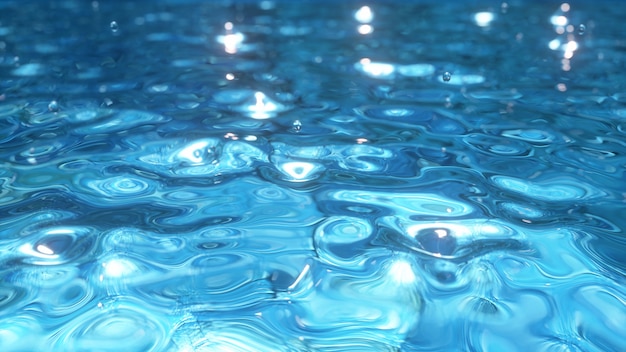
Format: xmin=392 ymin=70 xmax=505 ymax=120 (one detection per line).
xmin=253 ymin=185 xmax=291 ymax=202
xmin=491 ymin=176 xmax=603 ymax=202
xmin=314 ymin=216 xmax=375 ymax=266
xmin=354 ymin=105 xmax=433 ymax=123
xmin=53 ymin=300 xmax=167 ymax=351
xmin=87 ymin=175 xmax=157 ymax=198
xmin=501 ymin=129 xmax=556 ymax=145
xmin=41 ymin=279 xmax=93 ymax=317
xmin=463 ymin=133 xmax=532 ymax=156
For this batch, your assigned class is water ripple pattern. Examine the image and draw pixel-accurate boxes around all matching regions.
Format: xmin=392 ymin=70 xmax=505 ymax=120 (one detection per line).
xmin=0 ymin=1 xmax=625 ymax=352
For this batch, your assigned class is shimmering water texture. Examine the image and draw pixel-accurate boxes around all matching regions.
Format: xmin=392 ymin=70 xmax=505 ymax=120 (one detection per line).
xmin=1 ymin=1 xmax=625 ymax=351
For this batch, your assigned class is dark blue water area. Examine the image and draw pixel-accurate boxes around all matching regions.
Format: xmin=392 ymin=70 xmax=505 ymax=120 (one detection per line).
xmin=0 ymin=0 xmax=625 ymax=351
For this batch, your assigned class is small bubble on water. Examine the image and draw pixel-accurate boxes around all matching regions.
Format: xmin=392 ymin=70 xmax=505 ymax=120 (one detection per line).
xmin=110 ymin=21 xmax=119 ymax=33
xmin=292 ymin=119 xmax=302 ymax=132
xmin=578 ymin=24 xmax=586 ymax=35
xmin=443 ymin=72 xmax=451 ymax=82
xmin=48 ymin=100 xmax=59 ymax=112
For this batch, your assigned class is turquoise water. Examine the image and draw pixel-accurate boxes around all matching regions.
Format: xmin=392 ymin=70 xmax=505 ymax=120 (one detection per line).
xmin=1 ymin=0 xmax=625 ymax=351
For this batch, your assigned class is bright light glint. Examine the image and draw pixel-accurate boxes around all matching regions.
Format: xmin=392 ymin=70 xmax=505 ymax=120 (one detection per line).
xmin=248 ymin=91 xmax=278 ymax=119
xmin=358 ymin=24 xmax=373 ymax=35
xmin=565 ymin=40 xmax=578 ymax=52
xmin=103 ymin=258 xmax=135 ymax=277
xmin=357 ymin=58 xmax=395 ymax=79
xmin=474 ymin=12 xmax=494 ymax=27
xmin=354 ymin=6 xmax=374 ymax=23
xmin=281 ymin=161 xmax=316 ymax=180
xmin=178 ymin=140 xmax=210 ymax=164
xmin=548 ymin=39 xmax=561 ymax=50
xmin=36 ymin=244 xmax=54 ymax=255
xmin=551 ymin=15 xmax=568 ymax=26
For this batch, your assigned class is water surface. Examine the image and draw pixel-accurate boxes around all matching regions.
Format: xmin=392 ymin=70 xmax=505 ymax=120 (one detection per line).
xmin=0 ymin=1 xmax=625 ymax=351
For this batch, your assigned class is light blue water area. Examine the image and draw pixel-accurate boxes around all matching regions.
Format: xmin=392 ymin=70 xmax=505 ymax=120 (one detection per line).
xmin=0 ymin=0 xmax=625 ymax=351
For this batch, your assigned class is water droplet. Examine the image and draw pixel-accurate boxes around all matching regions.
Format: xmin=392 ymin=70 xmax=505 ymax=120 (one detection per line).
xmin=110 ymin=21 xmax=119 ymax=33
xmin=578 ymin=24 xmax=586 ymax=35
xmin=442 ymin=72 xmax=452 ymax=82
xmin=48 ymin=100 xmax=59 ymax=112
xmin=292 ymin=119 xmax=302 ymax=132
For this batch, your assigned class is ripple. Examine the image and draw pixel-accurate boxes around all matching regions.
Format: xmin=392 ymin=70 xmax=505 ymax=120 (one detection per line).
xmin=13 ymin=141 xmax=70 ymax=165
xmin=52 ymin=299 xmax=168 ymax=351
xmin=0 ymin=115 xmax=19 ymax=143
xmin=327 ymin=190 xmax=475 ymax=219
xmin=380 ymin=217 xmax=523 ymax=261
xmin=72 ymin=109 xmax=167 ymax=134
xmin=501 ymin=129 xmax=556 ymax=145
xmin=37 ymin=278 xmax=93 ymax=318
xmin=253 ymin=185 xmax=291 ymax=202
xmin=0 ymin=284 xmax=27 ymax=314
xmin=101 ymin=228 xmax=186 ymax=261
xmin=138 ymin=139 xmax=267 ymax=177
xmin=87 ymin=175 xmax=157 ymax=199
xmin=314 ymin=216 xmax=375 ymax=266
xmin=354 ymin=105 xmax=433 ymax=122
xmin=294 ymin=257 xmax=422 ymax=337
xmin=491 ymin=175 xmax=604 ymax=202
xmin=464 ymin=133 xmax=532 ymax=156
xmin=497 ymin=201 xmax=550 ymax=222
xmin=17 ymin=226 xmax=96 ymax=266
xmin=169 ymin=318 xmax=302 ymax=352
xmin=212 ymin=89 xmax=292 ymax=119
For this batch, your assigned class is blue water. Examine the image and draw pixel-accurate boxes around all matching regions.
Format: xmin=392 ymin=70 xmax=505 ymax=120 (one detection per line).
xmin=1 ymin=0 xmax=625 ymax=351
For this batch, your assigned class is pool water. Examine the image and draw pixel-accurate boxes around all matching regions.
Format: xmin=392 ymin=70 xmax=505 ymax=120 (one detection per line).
xmin=1 ymin=0 xmax=625 ymax=351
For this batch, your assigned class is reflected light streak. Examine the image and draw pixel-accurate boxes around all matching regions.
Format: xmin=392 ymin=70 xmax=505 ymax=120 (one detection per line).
xmin=288 ymin=264 xmax=311 ymax=291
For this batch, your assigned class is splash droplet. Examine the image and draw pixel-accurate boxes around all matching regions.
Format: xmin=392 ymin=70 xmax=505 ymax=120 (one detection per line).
xmin=578 ymin=24 xmax=586 ymax=35
xmin=110 ymin=21 xmax=119 ymax=33
xmin=48 ymin=100 xmax=59 ymax=112
xmin=442 ymin=72 xmax=452 ymax=82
